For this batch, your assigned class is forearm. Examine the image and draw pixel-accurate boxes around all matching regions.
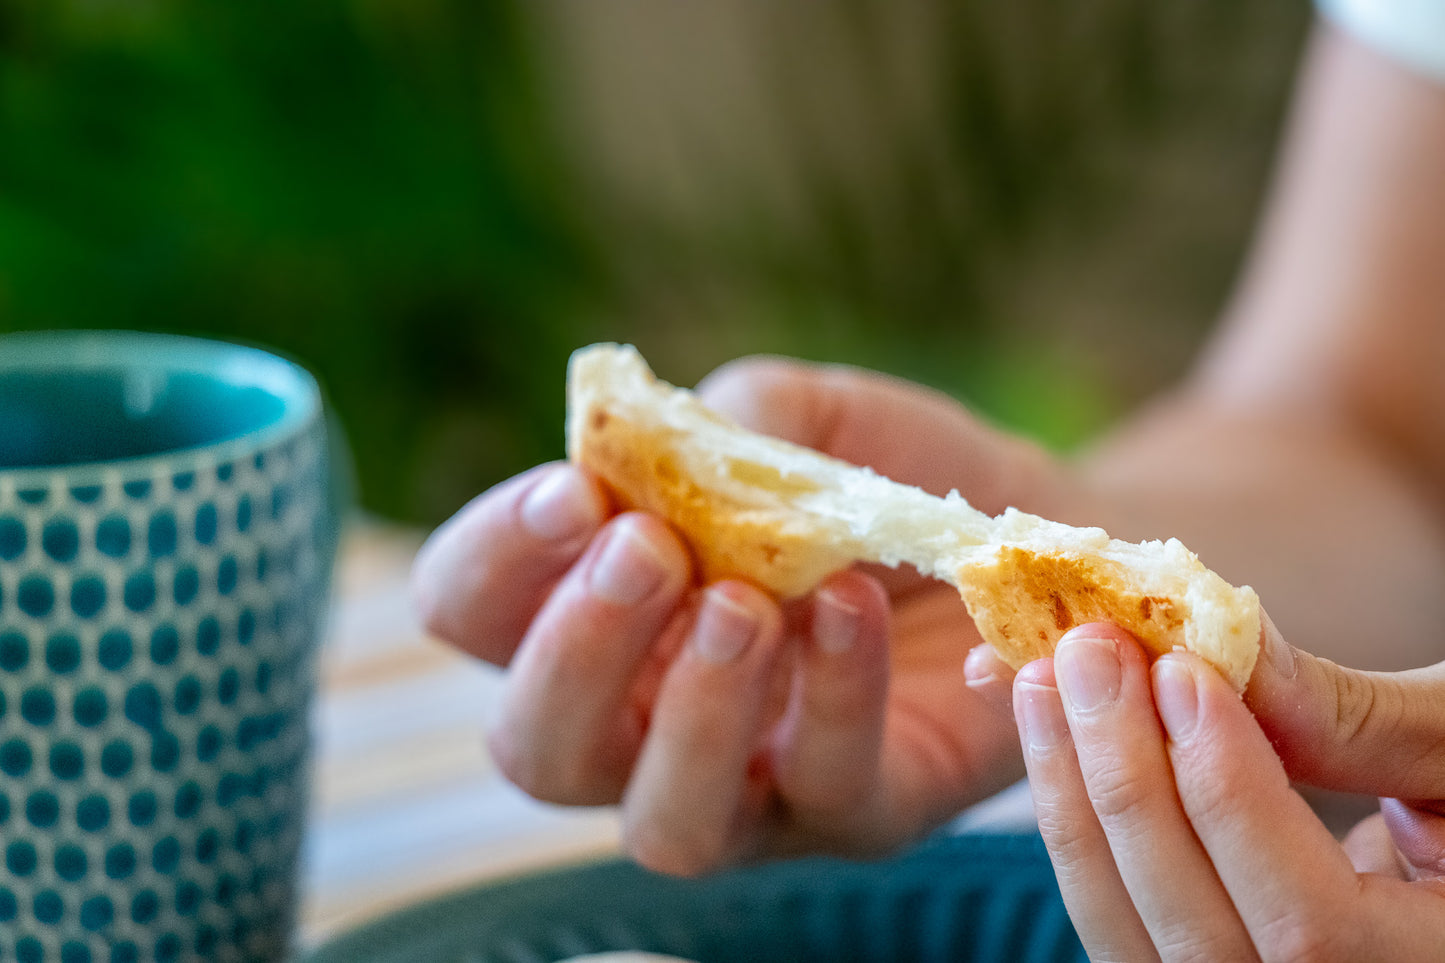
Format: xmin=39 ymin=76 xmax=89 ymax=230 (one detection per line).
xmin=1079 ymin=396 xmax=1445 ymax=670
xmin=1073 ymin=22 xmax=1445 ymax=671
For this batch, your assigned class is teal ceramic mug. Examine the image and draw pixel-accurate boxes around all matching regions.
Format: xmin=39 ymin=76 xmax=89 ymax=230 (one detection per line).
xmin=0 ymin=331 xmax=340 ymax=963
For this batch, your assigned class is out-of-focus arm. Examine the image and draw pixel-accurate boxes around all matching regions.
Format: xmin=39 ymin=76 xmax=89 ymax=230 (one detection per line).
xmin=1081 ymin=22 xmax=1445 ymax=670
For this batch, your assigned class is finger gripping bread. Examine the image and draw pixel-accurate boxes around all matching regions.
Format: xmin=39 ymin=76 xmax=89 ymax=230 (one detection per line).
xmin=567 ymin=343 xmax=1262 ymax=691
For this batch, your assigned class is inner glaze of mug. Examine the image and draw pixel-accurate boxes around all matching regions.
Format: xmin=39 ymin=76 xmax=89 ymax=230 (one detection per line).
xmin=0 ymin=331 xmax=318 ymax=470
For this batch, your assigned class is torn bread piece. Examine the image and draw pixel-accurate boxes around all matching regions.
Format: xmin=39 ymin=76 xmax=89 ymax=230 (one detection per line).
xmin=567 ymin=343 xmax=1261 ymax=691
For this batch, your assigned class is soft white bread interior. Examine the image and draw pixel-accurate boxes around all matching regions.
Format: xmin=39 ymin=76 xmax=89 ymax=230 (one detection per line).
xmin=567 ymin=343 xmax=1261 ymax=691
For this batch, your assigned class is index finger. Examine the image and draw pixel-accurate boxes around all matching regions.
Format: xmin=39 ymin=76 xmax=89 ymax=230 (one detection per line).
xmin=1156 ymin=651 xmax=1368 ymax=957
xmin=411 ymin=462 xmax=608 ymax=664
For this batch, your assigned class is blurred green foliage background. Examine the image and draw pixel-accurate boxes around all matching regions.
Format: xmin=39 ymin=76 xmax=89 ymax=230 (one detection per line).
xmin=0 ymin=0 xmax=1309 ymax=525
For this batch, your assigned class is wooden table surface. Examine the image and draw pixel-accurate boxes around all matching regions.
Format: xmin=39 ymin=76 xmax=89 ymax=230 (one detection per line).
xmin=297 ymin=523 xmax=622 ymax=947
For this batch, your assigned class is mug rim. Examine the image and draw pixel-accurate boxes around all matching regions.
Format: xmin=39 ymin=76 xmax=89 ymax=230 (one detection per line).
xmin=0 ymin=329 xmax=323 ymax=481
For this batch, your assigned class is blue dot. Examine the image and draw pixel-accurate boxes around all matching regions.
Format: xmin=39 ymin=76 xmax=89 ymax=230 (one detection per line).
xmin=106 ymin=842 xmax=137 ymax=880
xmin=98 ymin=628 xmax=133 ymax=671
xmin=73 ymin=687 xmax=109 ymax=728
xmin=175 ymin=879 xmax=201 ymax=915
xmin=42 ymin=517 xmax=80 ymax=562
xmin=196 ymin=828 xmax=219 ymax=864
xmin=1 ymin=739 xmax=33 ymax=777
xmin=173 ymin=676 xmax=202 ymax=715
xmin=35 ymin=888 xmax=65 ymax=923
xmin=6 ymin=840 xmax=38 ymax=875
xmin=238 ymin=608 xmax=257 ymax=645
xmin=130 ymin=889 xmax=159 ymax=924
xmin=63 ymin=941 xmax=93 ymax=963
xmin=172 ymin=470 xmax=196 ymax=491
xmin=101 ymin=740 xmax=134 ymax=778
xmin=17 ymin=575 xmax=55 ymax=617
xmin=272 ymin=483 xmax=291 ymax=520
xmin=110 ymin=942 xmax=139 ymax=963
xmin=0 ymin=792 xmax=8 ymax=824
xmin=70 ymin=484 xmax=103 ymax=503
xmin=54 ymin=843 xmax=88 ymax=881
xmin=174 ymin=782 xmax=203 ymax=819
xmin=196 ymin=725 xmax=223 ymax=762
xmin=34 ymin=888 xmax=65 ymax=923
xmin=237 ymin=717 xmax=262 ymax=752
xmin=255 ymin=660 xmax=273 ymax=694
xmin=17 ymin=486 xmax=47 ymax=504
xmin=151 ymin=732 xmax=181 ymax=772
xmin=96 ymin=515 xmax=132 ymax=557
xmin=150 ymin=625 xmax=180 ymax=666
xmin=236 ymin=495 xmax=253 ymax=532
xmin=76 ymin=794 xmax=111 ymax=832
xmin=128 ymin=790 xmax=158 ymax=827
xmin=155 ymin=933 xmax=182 ymax=963
xmin=123 ymin=478 xmax=152 ymax=499
xmin=25 ymin=790 xmax=59 ymax=828
xmin=217 ymin=556 xmax=239 ymax=595
xmin=0 ymin=631 xmax=28 ymax=671
xmin=217 ymin=461 xmax=235 ymax=481
xmin=172 ymin=566 xmax=200 ymax=606
xmin=80 ymin=895 xmax=114 ymax=932
xmin=18 ymin=936 xmax=44 ymax=963
xmin=218 ymin=667 xmax=240 ymax=705
xmin=0 ymin=885 xmax=16 ymax=920
xmin=70 ymin=575 xmax=108 ymax=619
xmin=256 ymin=548 xmax=271 ymax=581
xmin=46 ymin=632 xmax=82 ymax=673
xmin=0 ymin=516 xmax=27 ymax=559
xmin=233 ymin=820 xmax=254 ymax=853
xmin=220 ymin=773 xmax=249 ymax=808
xmin=123 ymin=571 xmax=156 ymax=612
xmin=50 ymin=741 xmax=84 ymax=780
xmin=124 ymin=683 xmax=163 ymax=731
xmin=196 ymin=616 xmax=221 ymax=655
xmin=194 ymin=503 xmax=218 ymax=545
xmin=148 ymin=512 xmax=178 ymax=558
xmin=152 ymin=836 xmax=180 ymax=873
xmin=196 ymin=924 xmax=219 ymax=955
xmin=21 ymin=687 xmax=56 ymax=725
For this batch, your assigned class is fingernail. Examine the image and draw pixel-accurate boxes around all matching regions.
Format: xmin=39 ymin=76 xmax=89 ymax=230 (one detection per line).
xmin=521 ymin=468 xmax=601 ymax=543
xmin=813 ymin=589 xmax=860 ymax=655
xmin=588 ymin=519 xmax=670 ymax=606
xmin=1055 ymin=635 xmax=1121 ymax=713
xmin=1261 ymin=611 xmax=1297 ymax=680
xmin=1016 ymin=681 xmax=1070 ymax=752
xmin=1153 ymin=658 xmax=1199 ymax=742
xmin=692 ymin=588 xmax=760 ymax=664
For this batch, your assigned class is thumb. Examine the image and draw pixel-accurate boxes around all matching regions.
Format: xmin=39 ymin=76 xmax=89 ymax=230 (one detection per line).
xmin=1246 ymin=609 xmax=1445 ymax=802
xmin=695 ymin=356 xmax=1063 ymax=518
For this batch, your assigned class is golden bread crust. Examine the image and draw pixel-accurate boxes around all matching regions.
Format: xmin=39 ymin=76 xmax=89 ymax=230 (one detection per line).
xmin=574 ymin=403 xmax=854 ymax=596
xmin=956 ymin=547 xmax=1188 ymax=668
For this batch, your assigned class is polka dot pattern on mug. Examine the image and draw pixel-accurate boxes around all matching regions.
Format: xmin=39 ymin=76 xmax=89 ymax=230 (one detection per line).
xmin=0 ymin=418 xmax=333 ymax=963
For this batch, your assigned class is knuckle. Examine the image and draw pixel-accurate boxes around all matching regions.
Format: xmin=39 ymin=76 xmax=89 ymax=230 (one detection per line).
xmin=1256 ymin=904 xmax=1357 ymax=963
xmin=484 ymin=725 xmax=542 ymax=797
xmin=1083 ymin=757 xmax=1156 ymax=826
xmin=621 ymin=815 xmax=726 ymax=879
xmin=1331 ymin=668 xmax=1403 ymax=754
xmin=484 ymin=720 xmax=622 ymax=806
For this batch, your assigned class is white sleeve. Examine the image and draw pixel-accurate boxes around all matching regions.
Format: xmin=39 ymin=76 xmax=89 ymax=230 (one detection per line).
xmin=1317 ymin=0 xmax=1445 ymax=83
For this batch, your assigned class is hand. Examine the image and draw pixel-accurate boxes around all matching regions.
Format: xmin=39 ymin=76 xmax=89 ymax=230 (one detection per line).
xmin=412 ymin=356 xmax=1072 ymax=874
xmin=967 ymin=619 xmax=1445 ymax=961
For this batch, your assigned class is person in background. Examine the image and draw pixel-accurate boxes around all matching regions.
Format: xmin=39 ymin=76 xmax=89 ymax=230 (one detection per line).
xmin=412 ymin=5 xmax=1445 ymax=959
